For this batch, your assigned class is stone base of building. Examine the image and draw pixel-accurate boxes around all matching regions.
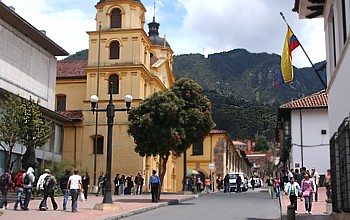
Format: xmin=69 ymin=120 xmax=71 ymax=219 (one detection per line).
xmin=93 ymin=203 xmax=121 ymax=211
xmin=332 ymin=212 xmax=350 ymax=220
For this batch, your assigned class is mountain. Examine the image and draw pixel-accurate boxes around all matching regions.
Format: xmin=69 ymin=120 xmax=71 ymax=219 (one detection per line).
xmin=63 ymin=49 xmax=326 ymax=141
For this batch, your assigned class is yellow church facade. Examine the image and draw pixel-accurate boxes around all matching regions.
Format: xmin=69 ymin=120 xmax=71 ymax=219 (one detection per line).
xmin=56 ymin=0 xmax=180 ymax=192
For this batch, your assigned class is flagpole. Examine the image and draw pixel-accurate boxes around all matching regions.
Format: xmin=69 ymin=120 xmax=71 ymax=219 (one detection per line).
xmin=280 ymin=12 xmax=327 ymax=90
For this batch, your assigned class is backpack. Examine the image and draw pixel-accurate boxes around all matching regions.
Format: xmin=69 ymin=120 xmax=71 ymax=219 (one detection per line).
xmin=23 ymin=174 xmax=30 ymax=185
xmin=43 ymin=175 xmax=53 ymax=189
xmin=0 ymin=173 xmax=8 ymax=187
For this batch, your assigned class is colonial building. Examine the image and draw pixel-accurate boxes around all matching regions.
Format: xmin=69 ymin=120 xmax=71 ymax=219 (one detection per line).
xmin=56 ymin=0 xmax=179 ymax=191
xmin=0 ymin=2 xmax=69 ymax=172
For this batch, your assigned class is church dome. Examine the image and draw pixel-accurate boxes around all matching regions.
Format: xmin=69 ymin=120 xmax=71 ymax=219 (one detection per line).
xmin=148 ymin=18 xmax=170 ymax=47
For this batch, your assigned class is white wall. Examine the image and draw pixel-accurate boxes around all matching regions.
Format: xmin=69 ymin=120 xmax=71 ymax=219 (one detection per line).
xmin=290 ymin=108 xmax=329 ymax=174
xmin=0 ymin=18 xmax=57 ymax=110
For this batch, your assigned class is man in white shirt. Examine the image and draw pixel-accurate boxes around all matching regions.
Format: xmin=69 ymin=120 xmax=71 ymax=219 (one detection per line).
xmin=36 ymin=169 xmax=50 ymax=209
xmin=67 ymin=170 xmax=82 ymax=213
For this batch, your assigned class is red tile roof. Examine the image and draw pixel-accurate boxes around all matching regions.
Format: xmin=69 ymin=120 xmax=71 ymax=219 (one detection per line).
xmin=57 ymin=60 xmax=87 ymax=79
xmin=280 ymin=90 xmax=327 ymax=109
xmin=57 ymin=110 xmax=83 ymax=120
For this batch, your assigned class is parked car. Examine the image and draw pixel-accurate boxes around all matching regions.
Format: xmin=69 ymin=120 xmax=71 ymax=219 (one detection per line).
xmin=228 ymin=172 xmax=248 ymax=192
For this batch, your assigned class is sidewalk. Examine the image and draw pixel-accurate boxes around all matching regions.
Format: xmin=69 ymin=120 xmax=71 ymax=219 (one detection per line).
xmin=0 ymin=193 xmax=198 ymax=220
xmin=280 ymin=186 xmax=333 ymax=219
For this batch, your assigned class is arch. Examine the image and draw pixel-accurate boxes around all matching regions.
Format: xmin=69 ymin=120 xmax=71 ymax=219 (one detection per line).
xmin=110 ymin=8 xmax=122 ymax=28
xmin=108 ymin=74 xmax=119 ymax=94
xmin=109 ymin=41 xmax=120 ymax=59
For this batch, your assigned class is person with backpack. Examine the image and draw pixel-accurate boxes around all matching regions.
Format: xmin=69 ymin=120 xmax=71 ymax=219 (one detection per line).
xmin=13 ymin=169 xmax=25 ymax=210
xmin=36 ymin=169 xmax=50 ymax=203
xmin=22 ymin=167 xmax=35 ymax=211
xmin=39 ymin=171 xmax=58 ymax=211
xmin=59 ymin=170 xmax=71 ymax=211
xmin=148 ymin=170 xmax=161 ymax=202
xmin=0 ymin=168 xmax=12 ymax=210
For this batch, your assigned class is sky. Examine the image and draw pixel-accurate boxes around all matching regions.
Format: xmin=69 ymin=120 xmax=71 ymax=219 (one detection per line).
xmin=2 ymin=0 xmax=326 ymax=68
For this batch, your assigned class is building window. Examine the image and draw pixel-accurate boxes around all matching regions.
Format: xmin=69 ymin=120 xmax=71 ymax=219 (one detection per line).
xmin=341 ymin=0 xmax=347 ymax=44
xmin=332 ymin=16 xmax=337 ymax=67
xmin=192 ymin=140 xmax=203 ymax=155
xmin=56 ymin=95 xmax=66 ymax=111
xmin=93 ymin=136 xmax=104 ymax=154
xmin=110 ymin=41 xmax=120 ymax=59
xmin=108 ymin=74 xmax=119 ymax=94
xmin=111 ymin=8 xmax=122 ymax=28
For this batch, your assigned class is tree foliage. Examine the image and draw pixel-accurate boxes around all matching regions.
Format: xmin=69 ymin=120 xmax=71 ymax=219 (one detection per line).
xmin=127 ymin=78 xmax=215 ymax=191
xmin=254 ymin=136 xmax=270 ymax=152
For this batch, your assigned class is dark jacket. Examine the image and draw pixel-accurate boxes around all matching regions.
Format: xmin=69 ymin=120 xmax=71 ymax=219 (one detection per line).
xmin=59 ymin=174 xmax=70 ymax=190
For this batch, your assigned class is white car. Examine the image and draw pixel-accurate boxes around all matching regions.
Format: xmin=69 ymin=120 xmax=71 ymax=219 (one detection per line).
xmin=228 ymin=172 xmax=248 ymax=192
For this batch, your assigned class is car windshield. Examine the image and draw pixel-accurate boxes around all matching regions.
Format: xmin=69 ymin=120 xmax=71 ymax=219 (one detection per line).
xmin=229 ymin=174 xmax=237 ymax=179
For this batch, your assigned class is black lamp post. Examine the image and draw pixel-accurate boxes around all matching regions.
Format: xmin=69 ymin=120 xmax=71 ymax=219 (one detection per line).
xmin=90 ymin=93 xmax=133 ymax=204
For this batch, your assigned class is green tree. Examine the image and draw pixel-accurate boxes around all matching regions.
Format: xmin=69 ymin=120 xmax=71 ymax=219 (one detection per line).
xmin=254 ymin=136 xmax=269 ymax=152
xmin=128 ymin=78 xmax=215 ymax=189
xmin=20 ymin=97 xmax=53 ymax=169
xmin=0 ymin=94 xmax=22 ymax=169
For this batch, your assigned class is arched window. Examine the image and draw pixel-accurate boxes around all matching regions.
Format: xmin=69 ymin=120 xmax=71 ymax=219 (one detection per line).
xmin=110 ymin=41 xmax=120 ymax=59
xmin=111 ymin=8 xmax=122 ymax=28
xmin=109 ymin=74 xmax=119 ymax=94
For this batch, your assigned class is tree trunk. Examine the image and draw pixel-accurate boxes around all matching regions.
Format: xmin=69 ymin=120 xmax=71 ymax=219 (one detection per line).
xmin=22 ymin=146 xmax=36 ymax=170
xmin=158 ymin=154 xmax=169 ymax=200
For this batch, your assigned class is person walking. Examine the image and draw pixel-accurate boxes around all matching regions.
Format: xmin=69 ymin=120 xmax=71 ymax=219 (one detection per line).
xmin=196 ymin=175 xmax=202 ymax=193
xmin=0 ymin=168 xmax=12 ymax=210
xmin=266 ymin=175 xmax=274 ymax=199
xmin=82 ymin=172 xmax=90 ymax=200
xmin=236 ymin=174 xmax=242 ymax=193
xmin=284 ymin=177 xmax=301 ymax=214
xmin=324 ymin=169 xmax=332 ymax=202
xmin=148 ymin=170 xmax=161 ymax=202
xmin=96 ymin=171 xmax=104 ymax=196
xmin=216 ymin=175 xmax=222 ymax=191
xmin=134 ymin=173 xmax=143 ymax=195
xmin=39 ymin=171 xmax=58 ymax=211
xmin=310 ymin=167 xmax=320 ymax=202
xmin=301 ymin=173 xmax=316 ymax=214
xmin=59 ymin=170 xmax=71 ymax=211
xmin=13 ymin=169 xmax=25 ymax=210
xmin=205 ymin=177 xmax=211 ymax=193
xmin=274 ymin=177 xmax=281 ymax=198
xmin=224 ymin=174 xmax=230 ymax=193
xmin=67 ymin=169 xmax=82 ymax=213
xmin=120 ymin=175 xmax=125 ymax=195
xmin=36 ymin=169 xmax=50 ymax=205
xmin=22 ymin=167 xmax=35 ymax=211
xmin=114 ymin=173 xmax=120 ymax=195
xmin=250 ymin=177 xmax=255 ymax=190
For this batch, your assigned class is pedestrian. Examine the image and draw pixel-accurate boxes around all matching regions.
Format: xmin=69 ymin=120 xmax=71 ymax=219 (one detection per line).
xmin=301 ymin=173 xmax=316 ymax=214
xmin=196 ymin=175 xmax=202 ymax=192
xmin=284 ymin=177 xmax=301 ymax=214
xmin=36 ymin=169 xmax=50 ymax=203
xmin=120 ymin=175 xmax=125 ymax=195
xmin=126 ymin=174 xmax=134 ymax=195
xmin=148 ymin=170 xmax=161 ymax=202
xmin=82 ymin=172 xmax=90 ymax=200
xmin=0 ymin=168 xmax=12 ymax=210
xmin=22 ymin=167 xmax=35 ymax=211
xmin=288 ymin=169 xmax=294 ymax=182
xmin=205 ymin=177 xmax=211 ymax=193
xmin=134 ymin=173 xmax=142 ymax=195
xmin=294 ymin=169 xmax=302 ymax=186
xmin=324 ymin=169 xmax=331 ymax=202
xmin=39 ymin=171 xmax=58 ymax=211
xmin=250 ymin=177 xmax=255 ymax=190
xmin=224 ymin=174 xmax=230 ymax=193
xmin=310 ymin=167 xmax=320 ymax=202
xmin=216 ymin=174 xmax=222 ymax=191
xmin=274 ymin=177 xmax=281 ymax=198
xmin=266 ymin=175 xmax=274 ymax=199
xmin=67 ymin=169 xmax=82 ymax=213
xmin=13 ymin=169 xmax=25 ymax=210
xmin=59 ymin=169 xmax=71 ymax=211
xmin=236 ymin=174 xmax=242 ymax=193
xmin=96 ymin=171 xmax=104 ymax=196
xmin=114 ymin=173 xmax=120 ymax=195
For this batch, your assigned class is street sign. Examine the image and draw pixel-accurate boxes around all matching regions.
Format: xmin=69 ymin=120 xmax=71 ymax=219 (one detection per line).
xmin=208 ymin=163 xmax=215 ymax=170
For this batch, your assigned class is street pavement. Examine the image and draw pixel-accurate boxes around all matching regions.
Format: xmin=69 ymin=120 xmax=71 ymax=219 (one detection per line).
xmin=280 ymin=186 xmax=333 ymax=219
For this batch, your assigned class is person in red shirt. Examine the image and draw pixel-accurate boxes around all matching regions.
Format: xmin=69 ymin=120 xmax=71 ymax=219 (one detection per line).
xmin=13 ymin=169 xmax=25 ymax=210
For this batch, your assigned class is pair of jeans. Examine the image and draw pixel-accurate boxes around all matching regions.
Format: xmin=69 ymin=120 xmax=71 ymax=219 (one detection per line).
xmin=151 ymin=183 xmax=159 ymax=201
xmin=304 ymin=193 xmax=313 ymax=212
xmin=0 ymin=187 xmax=8 ymax=208
xmin=225 ymin=183 xmax=230 ymax=192
xmin=135 ymin=185 xmax=142 ymax=195
xmin=120 ymin=184 xmax=124 ymax=195
xmin=236 ymin=183 xmax=241 ymax=193
xmin=39 ymin=189 xmax=58 ymax=210
xmin=289 ymin=195 xmax=298 ymax=211
xmin=14 ymin=188 xmax=24 ymax=209
xmin=61 ymin=189 xmax=69 ymax=210
xmin=23 ymin=188 xmax=32 ymax=209
xmin=267 ymin=186 xmax=274 ymax=198
xmin=275 ymin=186 xmax=280 ymax=197
xmin=70 ymin=189 xmax=78 ymax=211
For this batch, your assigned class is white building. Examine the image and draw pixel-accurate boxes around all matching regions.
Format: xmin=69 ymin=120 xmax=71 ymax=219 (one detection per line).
xmin=0 ymin=2 xmax=69 ymax=171
xmin=277 ymin=91 xmax=329 ymax=173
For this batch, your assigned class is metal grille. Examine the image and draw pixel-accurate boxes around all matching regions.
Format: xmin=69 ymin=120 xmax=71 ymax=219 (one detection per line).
xmin=330 ymin=132 xmax=341 ymax=212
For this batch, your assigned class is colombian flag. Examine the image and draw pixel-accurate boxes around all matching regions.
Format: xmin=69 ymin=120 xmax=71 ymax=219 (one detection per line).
xmin=276 ymin=26 xmax=300 ymax=86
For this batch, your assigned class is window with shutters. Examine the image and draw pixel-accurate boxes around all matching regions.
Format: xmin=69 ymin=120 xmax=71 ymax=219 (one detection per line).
xmin=111 ymin=8 xmax=122 ymax=28
xmin=110 ymin=41 xmax=120 ymax=59
xmin=109 ymin=74 xmax=119 ymax=94
xmin=56 ymin=95 xmax=66 ymax=111
xmin=93 ymin=136 xmax=104 ymax=154
xmin=192 ymin=140 xmax=204 ymax=156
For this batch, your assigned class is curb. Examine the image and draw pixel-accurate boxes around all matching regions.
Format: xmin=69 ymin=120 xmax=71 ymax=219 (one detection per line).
xmin=103 ymin=194 xmax=199 ymax=220
xmin=279 ymin=193 xmax=287 ymax=220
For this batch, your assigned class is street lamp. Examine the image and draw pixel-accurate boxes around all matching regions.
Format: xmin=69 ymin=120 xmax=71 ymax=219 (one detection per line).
xmin=90 ymin=93 xmax=133 ymax=204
